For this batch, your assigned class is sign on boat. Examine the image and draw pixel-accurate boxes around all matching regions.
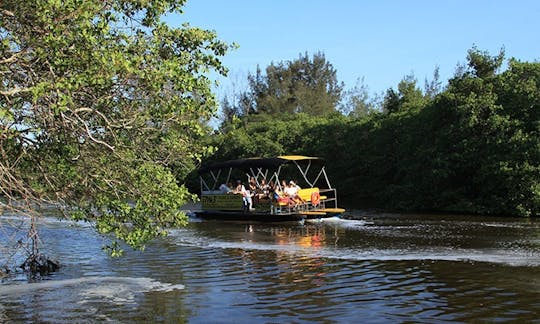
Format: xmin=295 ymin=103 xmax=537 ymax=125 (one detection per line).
xmin=195 ymin=155 xmax=346 ymax=222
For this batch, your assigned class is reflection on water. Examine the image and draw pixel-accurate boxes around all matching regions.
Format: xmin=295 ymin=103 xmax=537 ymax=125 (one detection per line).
xmin=1 ymin=213 xmax=540 ymax=322
xmin=260 ymin=223 xmax=331 ymax=247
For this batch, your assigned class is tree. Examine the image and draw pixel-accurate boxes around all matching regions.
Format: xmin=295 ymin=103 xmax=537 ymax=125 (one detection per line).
xmin=205 ymin=47 xmax=539 ymax=218
xmin=467 ymin=46 xmax=505 ymax=79
xmin=0 ymin=0 xmax=231 ymax=272
xmin=287 ymin=52 xmax=343 ymax=115
xmin=339 ymin=77 xmax=377 ymax=118
xmin=424 ymin=65 xmax=443 ymax=98
xmin=224 ymin=52 xmax=343 ymax=121
xmin=382 ymin=74 xmax=426 ymax=114
xmin=218 ymin=70 xmax=250 ymax=127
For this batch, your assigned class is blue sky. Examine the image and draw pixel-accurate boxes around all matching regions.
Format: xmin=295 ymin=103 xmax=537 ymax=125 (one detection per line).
xmin=168 ymin=0 xmax=540 ymax=100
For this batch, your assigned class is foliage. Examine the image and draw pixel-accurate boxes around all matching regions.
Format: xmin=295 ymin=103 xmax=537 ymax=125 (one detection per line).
xmin=0 ymin=0 xmax=231 ymax=257
xmin=382 ymin=74 xmax=427 ymax=114
xmin=220 ymin=52 xmax=343 ymax=126
xmin=424 ymin=65 xmax=443 ymax=99
xmin=339 ymin=77 xmax=378 ymax=118
xmin=466 ymin=45 xmax=505 ymax=78
xmin=206 ymin=49 xmax=539 ymax=217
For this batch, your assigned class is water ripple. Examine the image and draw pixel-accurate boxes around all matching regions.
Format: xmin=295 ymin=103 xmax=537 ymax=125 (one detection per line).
xmin=2 ymin=214 xmax=540 ymax=322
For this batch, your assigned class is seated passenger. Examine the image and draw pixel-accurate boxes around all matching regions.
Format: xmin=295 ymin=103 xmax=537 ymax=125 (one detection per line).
xmin=284 ymin=180 xmax=305 ymax=203
xmin=268 ymin=180 xmax=276 ymax=192
xmin=258 ymin=178 xmax=270 ymax=199
xmin=249 ymin=177 xmax=258 ymax=196
xmin=236 ymin=180 xmax=254 ymax=211
xmin=219 ymin=182 xmax=232 ymax=193
xmin=273 ymin=186 xmax=295 ymax=208
xmin=281 ymin=180 xmax=288 ymax=192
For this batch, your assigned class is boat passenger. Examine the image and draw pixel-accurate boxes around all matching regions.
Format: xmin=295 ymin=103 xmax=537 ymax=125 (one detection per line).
xmin=219 ymin=182 xmax=232 ymax=193
xmin=269 ymin=180 xmax=277 ymax=194
xmin=259 ymin=179 xmax=270 ymax=199
xmin=281 ymin=180 xmax=288 ymax=193
xmin=273 ymin=185 xmax=295 ymax=208
xmin=236 ymin=180 xmax=254 ymax=211
xmin=284 ymin=180 xmax=305 ymax=203
xmin=248 ymin=176 xmax=263 ymax=204
xmin=249 ymin=177 xmax=258 ymax=195
xmin=268 ymin=180 xmax=275 ymax=191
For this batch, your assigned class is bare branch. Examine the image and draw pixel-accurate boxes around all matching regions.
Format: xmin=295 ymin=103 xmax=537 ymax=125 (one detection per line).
xmin=0 ymin=87 xmax=30 ymax=97
xmin=0 ymin=54 xmax=20 ymax=65
xmin=76 ymin=114 xmax=115 ymax=151
xmin=0 ymin=9 xmax=15 ymax=17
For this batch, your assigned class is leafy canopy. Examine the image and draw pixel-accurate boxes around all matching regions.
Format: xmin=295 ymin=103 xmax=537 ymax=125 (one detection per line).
xmin=0 ymin=0 xmax=232 ymax=254
xmin=207 ymin=48 xmax=539 ymax=217
xmin=220 ymin=52 xmax=343 ymax=126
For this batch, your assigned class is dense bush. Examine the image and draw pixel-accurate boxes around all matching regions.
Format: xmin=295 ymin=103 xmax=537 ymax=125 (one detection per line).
xmin=202 ymin=57 xmax=539 ymax=217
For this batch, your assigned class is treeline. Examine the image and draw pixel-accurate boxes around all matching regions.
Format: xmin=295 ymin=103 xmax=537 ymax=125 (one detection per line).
xmin=198 ymin=48 xmax=539 ymax=217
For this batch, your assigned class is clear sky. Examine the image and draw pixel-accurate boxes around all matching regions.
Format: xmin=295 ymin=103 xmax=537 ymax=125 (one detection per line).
xmin=167 ymin=0 xmax=540 ymax=100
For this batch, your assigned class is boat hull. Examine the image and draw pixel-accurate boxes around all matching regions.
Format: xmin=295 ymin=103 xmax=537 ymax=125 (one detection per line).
xmin=193 ymin=208 xmax=345 ymax=222
xmin=194 ymin=210 xmax=305 ymax=222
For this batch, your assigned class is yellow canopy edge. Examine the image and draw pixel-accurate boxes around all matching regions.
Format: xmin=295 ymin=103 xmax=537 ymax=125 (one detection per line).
xmin=278 ymin=155 xmax=319 ymax=161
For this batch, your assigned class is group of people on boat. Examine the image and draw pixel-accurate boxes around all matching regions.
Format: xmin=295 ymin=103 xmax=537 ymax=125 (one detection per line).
xmin=219 ymin=177 xmax=305 ymax=211
xmin=276 ymin=180 xmax=305 ymax=207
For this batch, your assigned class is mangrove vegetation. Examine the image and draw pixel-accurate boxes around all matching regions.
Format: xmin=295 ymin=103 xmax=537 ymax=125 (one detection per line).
xmin=1 ymin=0 xmax=539 ymax=276
xmin=0 ymin=0 xmax=232 ymax=272
xmin=204 ymin=48 xmax=539 ymax=218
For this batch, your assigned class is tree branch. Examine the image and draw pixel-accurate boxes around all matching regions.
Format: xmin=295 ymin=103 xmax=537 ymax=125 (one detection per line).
xmin=0 ymin=87 xmax=30 ymax=97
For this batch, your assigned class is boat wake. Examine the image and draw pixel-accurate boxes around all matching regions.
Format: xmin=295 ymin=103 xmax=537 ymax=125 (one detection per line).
xmin=306 ymin=216 xmax=374 ymax=227
xmin=0 ymin=276 xmax=184 ymax=304
xmin=324 ymin=247 xmax=540 ymax=267
xmin=169 ymin=224 xmax=540 ymax=267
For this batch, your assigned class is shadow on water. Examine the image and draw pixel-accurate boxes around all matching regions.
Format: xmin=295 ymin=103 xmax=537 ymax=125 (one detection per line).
xmin=1 ymin=211 xmax=540 ymax=322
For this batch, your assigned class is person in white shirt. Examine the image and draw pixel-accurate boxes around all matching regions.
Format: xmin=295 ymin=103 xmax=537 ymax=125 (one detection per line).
xmin=284 ymin=180 xmax=304 ymax=203
xmin=235 ymin=180 xmax=254 ymax=211
xmin=219 ymin=183 xmax=232 ymax=193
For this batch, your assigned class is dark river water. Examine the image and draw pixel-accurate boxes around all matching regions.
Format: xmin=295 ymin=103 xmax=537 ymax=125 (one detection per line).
xmin=1 ymin=211 xmax=540 ymax=323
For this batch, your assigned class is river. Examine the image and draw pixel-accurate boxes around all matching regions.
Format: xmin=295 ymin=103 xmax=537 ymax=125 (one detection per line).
xmin=1 ymin=211 xmax=540 ymax=323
